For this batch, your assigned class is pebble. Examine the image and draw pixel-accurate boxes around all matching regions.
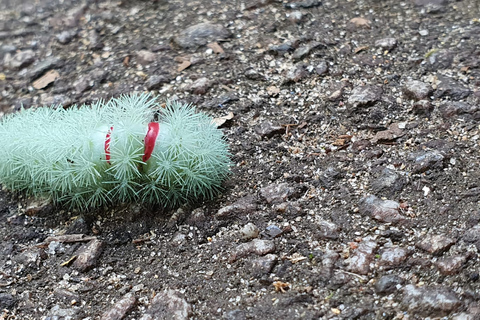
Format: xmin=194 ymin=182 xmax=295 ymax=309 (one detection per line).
xmin=348 ymin=239 xmax=378 ymax=275
xmin=261 ymin=225 xmax=283 ymax=239
xmin=27 ymin=56 xmax=61 ymax=80
xmin=229 ymin=239 xmax=276 ymax=262
xmin=171 ymin=232 xmax=187 ymax=246
xmin=374 ymin=37 xmax=397 ymax=50
xmin=140 ymin=289 xmax=191 ymax=320
xmin=286 ymin=64 xmax=307 ymax=82
xmin=268 ymin=40 xmax=298 ymax=54
xmin=187 ymin=77 xmax=212 ymax=94
xmin=136 ymin=50 xmax=156 ymax=65
xmin=416 ymin=234 xmax=455 ymax=256
xmin=378 ymin=246 xmax=409 ymax=267
xmin=411 ymin=150 xmax=445 ymax=174
xmin=462 ymin=224 xmax=480 ymax=250
xmin=173 ymin=23 xmax=232 ymax=49
xmin=251 ymin=254 xmax=277 ymax=275
xmin=292 ymin=41 xmax=323 ymax=60
xmin=435 ymin=255 xmax=468 ymax=275
xmin=284 ymin=0 xmax=321 ymax=9
xmin=101 ymin=294 xmax=136 ymax=320
xmin=317 ymin=166 xmax=343 ymax=188
xmin=315 ymin=219 xmax=340 ymax=240
xmin=56 ymin=30 xmax=76 ymax=44
xmin=347 ymin=85 xmax=383 ymax=107
xmin=244 ymin=68 xmax=265 ymax=81
xmin=359 ymin=195 xmax=406 ymax=224
xmin=215 ymin=195 xmax=257 ymax=219
xmin=403 ymin=80 xmax=433 ymax=100
xmin=439 ymin=101 xmax=477 ymax=118
xmin=239 ymin=222 xmax=259 ymax=241
xmin=412 ymin=100 xmax=434 ymax=116
xmin=0 ymin=293 xmax=16 ymax=309
xmin=3 ymin=49 xmax=35 ymax=69
xmin=14 ymin=248 xmax=47 ymax=268
xmin=145 ymin=74 xmax=170 ymax=90
xmin=375 ymin=275 xmax=404 ymax=294
xmin=47 ymin=305 xmax=79 ymax=319
xmin=315 ymin=61 xmax=328 ymax=75
xmin=260 ymin=183 xmax=294 ymax=204
xmin=254 ymin=122 xmax=285 ymax=138
xmin=72 ymin=239 xmax=104 ymax=272
xmin=40 ymin=93 xmax=73 ymax=107
xmin=435 ymin=75 xmax=471 ymax=100
xmin=74 ymin=76 xmax=92 ymax=94
xmin=370 ymin=167 xmax=405 ymax=196
xmin=402 ymin=284 xmax=462 ymax=317
xmin=425 ymin=49 xmax=453 ymax=71
xmin=224 ymin=309 xmax=247 ymax=320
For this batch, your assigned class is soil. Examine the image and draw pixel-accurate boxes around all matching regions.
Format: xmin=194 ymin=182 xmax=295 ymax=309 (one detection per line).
xmin=1 ymin=0 xmax=480 ymax=319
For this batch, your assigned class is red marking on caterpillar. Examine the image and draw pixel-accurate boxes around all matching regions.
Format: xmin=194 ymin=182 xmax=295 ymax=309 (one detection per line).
xmin=143 ymin=122 xmax=160 ymax=162
xmin=105 ymin=126 xmax=114 ymax=164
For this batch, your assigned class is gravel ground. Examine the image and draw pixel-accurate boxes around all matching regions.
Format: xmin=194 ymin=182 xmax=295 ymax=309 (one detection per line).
xmin=1 ymin=0 xmax=480 ymax=319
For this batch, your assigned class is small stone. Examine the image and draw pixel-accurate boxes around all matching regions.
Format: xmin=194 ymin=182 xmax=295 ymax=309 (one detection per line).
xmin=239 ymin=223 xmax=259 ymax=241
xmin=315 ymin=219 xmax=340 ymax=240
xmin=379 ymin=246 xmax=409 ymax=267
xmin=88 ymin=29 xmax=103 ymax=50
xmin=411 ymin=150 xmax=445 ymax=174
xmin=371 ymin=123 xmax=405 ymax=144
xmin=425 ymin=49 xmax=453 ymax=71
xmin=0 ymin=293 xmax=16 ymax=309
xmin=224 ymin=309 xmax=247 ymax=320
xmin=215 ymin=195 xmax=257 ymax=219
xmin=254 ymin=122 xmax=285 ymax=138
xmin=137 ymin=50 xmax=156 ymax=65
xmin=284 ymin=0 xmax=321 ymax=9
xmin=72 ymin=239 xmax=104 ymax=272
xmin=244 ymin=69 xmax=265 ymax=81
xmin=174 ymin=23 xmax=232 ymax=49
xmin=4 ymin=49 xmax=35 ymax=69
xmin=436 ymin=255 xmax=468 ymax=275
xmin=140 ymin=289 xmax=191 ymax=320
xmin=439 ymin=101 xmax=477 ymax=118
xmin=40 ymin=94 xmax=72 ymax=107
xmin=287 ymin=11 xmax=304 ymax=24
xmin=349 ymin=239 xmax=378 ymax=275
xmin=188 ymin=77 xmax=212 ymax=95
xmin=375 ymin=275 xmax=404 ymax=294
xmin=435 ymin=75 xmax=471 ymax=100
xmin=14 ymin=248 xmax=47 ymax=268
xmin=57 ymin=30 xmax=76 ymax=44
xmin=260 ymin=183 xmax=293 ymax=204
xmin=347 ymin=85 xmax=383 ymax=107
xmin=268 ymin=40 xmax=298 ymax=54
xmin=315 ymin=61 xmax=328 ymax=75
xmin=370 ymin=167 xmax=405 ymax=196
xmin=317 ymin=167 xmax=342 ymax=188
xmin=416 ymin=234 xmax=455 ymax=256
xmin=53 ymin=288 xmax=80 ymax=302
xmin=412 ymin=100 xmax=434 ymax=116
xmin=47 ymin=305 xmax=78 ymax=319
xmin=101 ymin=294 xmax=136 ymax=320
xmin=349 ymin=17 xmax=371 ymax=29
xmin=286 ymin=64 xmax=307 ymax=82
xmin=403 ymin=80 xmax=433 ymax=100
xmin=229 ymin=239 xmax=276 ymax=262
xmin=28 ymin=56 xmax=61 ymax=80
xmin=292 ymin=41 xmax=323 ymax=60
xmin=402 ymin=284 xmax=462 ymax=317
xmin=171 ymin=232 xmax=187 ymax=246
xmin=463 ymin=225 xmax=480 ymax=250
xmin=261 ymin=225 xmax=283 ymax=239
xmin=74 ymin=76 xmax=92 ymax=94
xmin=375 ymin=38 xmax=397 ymax=50
xmin=251 ymin=254 xmax=277 ymax=275
xmin=359 ymin=195 xmax=406 ymax=224
xmin=145 ymin=75 xmax=170 ymax=90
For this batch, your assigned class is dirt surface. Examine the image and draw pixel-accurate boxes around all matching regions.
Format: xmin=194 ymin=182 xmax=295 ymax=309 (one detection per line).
xmin=1 ymin=0 xmax=480 ymax=319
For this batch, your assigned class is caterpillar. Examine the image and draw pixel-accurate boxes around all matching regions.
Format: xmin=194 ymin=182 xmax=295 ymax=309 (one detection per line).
xmin=0 ymin=94 xmax=231 ymax=209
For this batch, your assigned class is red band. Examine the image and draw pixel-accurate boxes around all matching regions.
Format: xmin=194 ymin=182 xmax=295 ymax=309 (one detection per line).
xmin=143 ymin=122 xmax=160 ymax=162
xmin=105 ymin=126 xmax=114 ymax=164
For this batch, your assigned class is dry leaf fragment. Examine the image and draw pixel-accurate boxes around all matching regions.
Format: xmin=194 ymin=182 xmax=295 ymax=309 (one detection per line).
xmin=273 ymin=281 xmax=290 ymax=293
xmin=177 ymin=60 xmax=191 ymax=72
xmin=212 ymin=112 xmax=234 ymax=127
xmin=354 ymin=46 xmax=369 ymax=54
xmin=267 ymin=86 xmax=280 ymax=96
xmin=287 ymin=253 xmax=307 ymax=264
xmin=33 ymin=70 xmax=60 ymax=89
xmin=350 ymin=17 xmax=371 ymax=28
xmin=207 ymin=42 xmax=224 ymax=54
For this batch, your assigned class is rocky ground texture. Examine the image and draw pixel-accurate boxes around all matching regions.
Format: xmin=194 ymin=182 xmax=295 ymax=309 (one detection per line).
xmin=1 ymin=0 xmax=480 ymax=319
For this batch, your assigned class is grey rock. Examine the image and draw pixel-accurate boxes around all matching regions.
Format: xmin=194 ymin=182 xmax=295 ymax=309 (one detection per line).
xmin=269 ymin=40 xmax=298 ymax=54
xmin=462 ymin=225 xmax=480 ymax=250
xmin=379 ymin=246 xmax=409 ymax=267
xmin=140 ymin=289 xmax=191 ymax=320
xmin=74 ymin=76 xmax=92 ymax=94
xmin=435 ymin=255 xmax=468 ymax=275
xmin=229 ymin=239 xmax=276 ymax=262
xmin=239 ymin=222 xmax=259 ymax=241
xmin=317 ymin=166 xmax=342 ymax=188
xmin=188 ymin=77 xmax=212 ymax=95
xmin=403 ymin=80 xmax=433 ymax=100
xmin=216 ymin=195 xmax=257 ymax=219
xmin=425 ymin=49 xmax=453 ymax=71
xmin=53 ymin=288 xmax=80 ymax=302
xmin=137 ymin=50 xmax=156 ymax=65
xmin=375 ymin=275 xmax=404 ymax=294
xmin=315 ymin=219 xmax=340 ymax=240
xmin=347 ymin=85 xmax=383 ymax=107
xmin=244 ymin=68 xmax=265 ymax=81
xmin=47 ymin=305 xmax=79 ymax=319
xmin=101 ymin=294 xmax=136 ymax=320
xmin=370 ymin=167 xmax=405 ymax=196
xmin=292 ymin=41 xmax=323 ymax=60
xmin=439 ymin=101 xmax=477 ymax=118
xmin=171 ymin=232 xmax=187 ymax=246
xmin=260 ymin=183 xmax=294 ymax=204
xmin=28 ymin=56 xmax=61 ymax=80
xmin=359 ymin=195 xmax=406 ymax=224
xmin=284 ymin=0 xmax=321 ymax=9
xmin=224 ymin=309 xmax=246 ymax=320
xmin=4 ymin=49 xmax=35 ymax=69
xmin=88 ymin=29 xmax=103 ymax=50
xmin=254 ymin=122 xmax=285 ymax=138
xmin=411 ymin=150 xmax=445 ymax=174
xmin=72 ymin=239 xmax=104 ymax=272
xmin=402 ymin=284 xmax=462 ymax=317
xmin=412 ymin=100 xmax=434 ymax=116
xmin=145 ymin=75 xmax=170 ymax=90
xmin=0 ymin=293 xmax=16 ymax=309
xmin=349 ymin=239 xmax=378 ymax=275
xmin=286 ymin=64 xmax=307 ymax=82
xmin=14 ymin=248 xmax=47 ymax=268
xmin=174 ymin=23 xmax=232 ymax=49
xmin=375 ymin=37 xmax=397 ymax=50
xmin=416 ymin=234 xmax=455 ymax=256
xmin=40 ymin=94 xmax=72 ymax=107
xmin=57 ymin=30 xmax=76 ymax=44
xmin=251 ymin=254 xmax=277 ymax=275
xmin=435 ymin=75 xmax=471 ymax=100
xmin=261 ymin=225 xmax=283 ymax=239
xmin=315 ymin=61 xmax=328 ymax=75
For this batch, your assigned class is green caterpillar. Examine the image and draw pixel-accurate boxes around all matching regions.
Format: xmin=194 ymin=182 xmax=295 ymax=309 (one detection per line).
xmin=0 ymin=94 xmax=231 ymax=209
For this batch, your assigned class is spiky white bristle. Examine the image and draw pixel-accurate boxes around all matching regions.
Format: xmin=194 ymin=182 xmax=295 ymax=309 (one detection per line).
xmin=0 ymin=94 xmax=231 ymax=209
